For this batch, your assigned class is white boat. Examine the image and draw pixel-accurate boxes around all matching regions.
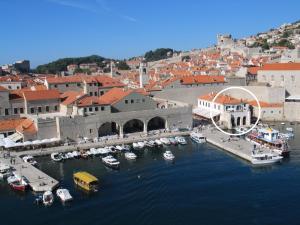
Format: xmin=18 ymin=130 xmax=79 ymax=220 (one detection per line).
xmin=43 ymin=191 xmax=54 ymax=206
xmin=56 ymin=188 xmax=73 ymax=202
xmin=86 ymin=150 xmax=93 ymax=157
xmin=51 ymin=153 xmax=63 ymax=162
xmin=115 ymin=145 xmax=124 ymax=151
xmin=102 ymin=155 xmax=120 ymax=169
xmin=175 ymin=136 xmax=187 ymax=145
xmin=90 ymin=148 xmax=99 ymax=156
xmin=251 ymin=152 xmax=283 ymax=165
xmin=65 ymin=152 xmax=74 ymax=159
xmin=160 ymin=138 xmax=171 ymax=145
xmin=169 ymin=137 xmax=178 ymax=145
xmin=98 ymin=148 xmax=111 ymax=155
xmin=163 ymin=150 xmax=175 ymax=160
xmin=286 ymin=127 xmax=294 ymax=132
xmin=71 ymin=151 xmax=80 ymax=158
xmin=124 ymin=152 xmax=137 ymax=160
xmin=132 ymin=142 xmax=141 ymax=149
xmin=137 ymin=142 xmax=145 ymax=148
xmin=0 ymin=164 xmax=11 ymax=180
xmin=190 ymin=132 xmax=206 ymax=143
xmin=154 ymin=139 xmax=163 ymax=146
xmin=22 ymin=155 xmax=38 ymax=166
xmin=145 ymin=140 xmax=155 ymax=147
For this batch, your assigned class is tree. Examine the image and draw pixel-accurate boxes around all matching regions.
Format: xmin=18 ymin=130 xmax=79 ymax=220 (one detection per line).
xmin=116 ymin=61 xmax=130 ymax=70
xmin=144 ymin=48 xmax=174 ymax=62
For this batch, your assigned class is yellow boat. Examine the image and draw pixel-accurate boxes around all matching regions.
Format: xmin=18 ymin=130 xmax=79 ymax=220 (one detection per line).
xmin=73 ymin=171 xmax=99 ymax=192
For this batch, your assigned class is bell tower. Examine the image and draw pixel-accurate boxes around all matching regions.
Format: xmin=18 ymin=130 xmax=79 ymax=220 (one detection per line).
xmin=139 ymin=62 xmax=149 ymax=88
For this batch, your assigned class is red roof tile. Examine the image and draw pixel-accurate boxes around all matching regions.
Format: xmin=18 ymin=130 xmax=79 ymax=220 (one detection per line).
xmin=199 ymin=92 xmax=245 ymax=105
xmin=259 ymin=63 xmax=300 ymax=71
xmin=23 ymin=89 xmax=60 ymax=101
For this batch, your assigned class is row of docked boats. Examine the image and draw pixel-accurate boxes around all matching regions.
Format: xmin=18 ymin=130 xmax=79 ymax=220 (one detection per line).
xmin=35 ymin=188 xmax=73 ymax=206
xmin=132 ymin=136 xmax=187 ymax=149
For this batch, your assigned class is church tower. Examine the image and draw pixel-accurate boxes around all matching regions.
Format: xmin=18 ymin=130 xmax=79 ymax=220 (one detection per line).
xmin=139 ymin=62 xmax=149 ymax=88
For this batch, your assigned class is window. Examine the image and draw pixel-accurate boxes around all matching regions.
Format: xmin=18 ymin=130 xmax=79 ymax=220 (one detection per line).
xmin=89 ymin=92 xmax=93 ymax=96
xmin=271 ymin=111 xmax=273 ymax=113
xmin=66 ymin=84 xmax=69 ymax=87
xmin=101 ymin=106 xmax=105 ymax=111
xmin=8 ymin=85 xmax=11 ymax=89
xmin=95 ymin=107 xmax=98 ymax=111
xmin=100 ymin=91 xmax=104 ymax=95
xmin=292 ymin=75 xmax=295 ymax=81
xmin=281 ymin=75 xmax=284 ymax=81
xmin=142 ymin=99 xmax=145 ymax=102
xmin=125 ymin=100 xmax=128 ymax=104
xmin=54 ymin=106 xmax=58 ymax=111
xmin=38 ymin=107 xmax=42 ymax=113
xmin=5 ymin=108 xmax=9 ymax=115
xmin=89 ymin=83 xmax=92 ymax=87
xmin=17 ymin=86 xmax=20 ymax=89
xmin=90 ymin=129 xmax=93 ymax=134
xmin=94 ymin=92 xmax=97 ymax=96
xmin=279 ymin=111 xmax=281 ymax=114
xmin=77 ymin=83 xmax=81 ymax=87
xmin=20 ymin=108 xmax=24 ymax=114
xmin=30 ymin=108 xmax=35 ymax=114
xmin=14 ymin=108 xmax=18 ymax=114
xmin=46 ymin=106 xmax=49 ymax=112
xmin=54 ymin=84 xmax=57 ymax=88
xmin=89 ymin=107 xmax=92 ymax=112
xmin=94 ymin=83 xmax=97 ymax=86
xmin=131 ymin=99 xmax=134 ymax=104
xmin=84 ymin=108 xmax=87 ymax=112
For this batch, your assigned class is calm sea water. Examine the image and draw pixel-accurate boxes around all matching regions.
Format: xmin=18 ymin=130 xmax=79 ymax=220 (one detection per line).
xmin=1 ymin=124 xmax=300 ymax=225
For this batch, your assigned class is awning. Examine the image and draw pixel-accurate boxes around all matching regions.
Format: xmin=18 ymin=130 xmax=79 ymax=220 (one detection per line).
xmin=193 ymin=108 xmax=220 ymax=119
xmin=7 ymin=132 xmax=23 ymax=142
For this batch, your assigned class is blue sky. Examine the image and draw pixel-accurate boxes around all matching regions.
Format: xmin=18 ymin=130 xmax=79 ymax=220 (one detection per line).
xmin=1 ymin=0 xmax=300 ymax=68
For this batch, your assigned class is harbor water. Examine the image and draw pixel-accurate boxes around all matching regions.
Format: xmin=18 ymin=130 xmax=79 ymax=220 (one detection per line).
xmin=1 ymin=123 xmax=300 ymax=225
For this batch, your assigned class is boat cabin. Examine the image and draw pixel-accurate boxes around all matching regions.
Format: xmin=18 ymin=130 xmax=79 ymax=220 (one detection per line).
xmin=259 ymin=128 xmax=279 ymax=142
xmin=73 ymin=171 xmax=99 ymax=192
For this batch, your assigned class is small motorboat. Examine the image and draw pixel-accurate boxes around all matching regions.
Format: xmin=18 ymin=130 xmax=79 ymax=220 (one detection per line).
xmin=98 ymin=148 xmax=111 ymax=156
xmin=132 ymin=142 xmax=141 ymax=149
xmin=115 ymin=145 xmax=124 ymax=151
xmin=163 ymin=151 xmax=175 ymax=160
xmin=160 ymin=138 xmax=171 ymax=145
xmin=281 ymin=122 xmax=285 ymax=125
xmin=65 ymin=152 xmax=74 ymax=159
xmin=102 ymin=155 xmax=120 ymax=169
xmin=169 ymin=137 xmax=178 ymax=145
xmin=137 ymin=142 xmax=145 ymax=148
xmin=80 ymin=150 xmax=89 ymax=159
xmin=56 ymin=188 xmax=73 ymax=203
xmin=7 ymin=174 xmax=28 ymax=192
xmin=154 ymin=139 xmax=163 ymax=146
xmin=286 ymin=127 xmax=293 ymax=132
xmin=43 ymin=191 xmax=54 ymax=206
xmin=86 ymin=150 xmax=93 ymax=157
xmin=0 ymin=164 xmax=11 ymax=180
xmin=123 ymin=145 xmax=131 ymax=151
xmin=251 ymin=152 xmax=283 ymax=165
xmin=124 ymin=152 xmax=137 ymax=160
xmin=190 ymin=132 xmax=206 ymax=143
xmin=175 ymin=136 xmax=187 ymax=145
xmin=72 ymin=151 xmax=80 ymax=158
xmin=22 ymin=155 xmax=38 ymax=166
xmin=51 ymin=153 xmax=62 ymax=162
xmin=145 ymin=140 xmax=156 ymax=147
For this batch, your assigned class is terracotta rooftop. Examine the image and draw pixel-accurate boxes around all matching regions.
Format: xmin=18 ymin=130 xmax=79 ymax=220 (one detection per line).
xmin=259 ymin=63 xmax=300 ymax=71
xmin=199 ymin=92 xmax=245 ymax=105
xmin=181 ymin=75 xmax=225 ymax=85
xmin=15 ymin=119 xmax=37 ymax=135
xmin=60 ymin=91 xmax=85 ymax=106
xmin=0 ymin=118 xmax=27 ymax=132
xmin=23 ymin=89 xmax=61 ymax=101
xmin=77 ymin=96 xmax=108 ymax=107
xmin=248 ymin=100 xmax=283 ymax=108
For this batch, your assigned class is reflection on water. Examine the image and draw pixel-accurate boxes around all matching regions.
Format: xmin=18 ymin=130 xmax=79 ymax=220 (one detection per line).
xmin=1 ymin=123 xmax=300 ymax=225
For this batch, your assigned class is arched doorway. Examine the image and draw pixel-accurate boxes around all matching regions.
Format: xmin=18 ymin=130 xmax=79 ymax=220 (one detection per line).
xmin=123 ymin=119 xmax=144 ymax=134
xmin=237 ymin=117 xmax=241 ymax=126
xmin=243 ymin=116 xmax=247 ymax=125
xmin=231 ymin=116 xmax=235 ymax=127
xmin=147 ymin=116 xmax=166 ymax=131
xmin=98 ymin=122 xmax=119 ymax=137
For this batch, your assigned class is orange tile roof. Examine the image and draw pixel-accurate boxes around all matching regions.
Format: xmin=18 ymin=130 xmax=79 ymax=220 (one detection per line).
xmin=0 ymin=118 xmax=27 ymax=132
xmin=181 ymin=75 xmax=225 ymax=85
xmin=199 ymin=92 xmax=245 ymax=105
xmin=0 ymin=86 xmax=8 ymax=91
xmin=16 ymin=119 xmax=37 ymax=135
xmin=259 ymin=63 xmax=300 ymax=71
xmin=248 ymin=100 xmax=283 ymax=108
xmin=99 ymin=88 xmax=149 ymax=105
xmin=61 ymin=91 xmax=85 ymax=106
xmin=77 ymin=96 xmax=108 ymax=107
xmin=247 ymin=67 xmax=260 ymax=75
xmin=23 ymin=89 xmax=61 ymax=101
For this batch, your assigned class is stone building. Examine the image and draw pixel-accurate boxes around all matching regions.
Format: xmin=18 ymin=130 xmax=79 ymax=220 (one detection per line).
xmin=194 ymin=92 xmax=251 ymax=129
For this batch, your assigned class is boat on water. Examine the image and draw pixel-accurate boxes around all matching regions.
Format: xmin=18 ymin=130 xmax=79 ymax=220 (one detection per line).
xmin=246 ymin=127 xmax=289 ymax=157
xmin=175 ymin=136 xmax=187 ymax=145
xmin=73 ymin=171 xmax=99 ymax=192
xmin=56 ymin=188 xmax=73 ymax=202
xmin=163 ymin=150 xmax=175 ymax=160
xmin=123 ymin=145 xmax=131 ymax=151
xmin=80 ymin=150 xmax=89 ymax=159
xmin=145 ymin=140 xmax=156 ymax=147
xmin=251 ymin=151 xmax=283 ymax=165
xmin=102 ymin=155 xmax=120 ymax=169
xmin=190 ymin=132 xmax=206 ymax=143
xmin=124 ymin=152 xmax=137 ymax=160
xmin=42 ymin=191 xmax=54 ymax=206
xmin=7 ymin=173 xmax=28 ymax=192
xmin=160 ymin=137 xmax=171 ymax=145
xmin=51 ymin=153 xmax=63 ymax=162
xmin=65 ymin=152 xmax=74 ymax=159
xmin=72 ymin=151 xmax=80 ymax=158
xmin=169 ymin=137 xmax=178 ymax=145
xmin=22 ymin=155 xmax=38 ymax=166
xmin=132 ymin=142 xmax=141 ymax=149
xmin=154 ymin=139 xmax=163 ymax=146
xmin=137 ymin=142 xmax=145 ymax=148
xmin=0 ymin=164 xmax=11 ymax=180
xmin=115 ymin=145 xmax=124 ymax=151
xmin=98 ymin=148 xmax=112 ymax=156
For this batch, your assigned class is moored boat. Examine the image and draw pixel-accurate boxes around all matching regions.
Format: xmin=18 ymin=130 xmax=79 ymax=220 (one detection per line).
xmin=56 ymin=188 xmax=73 ymax=202
xmin=175 ymin=136 xmax=187 ymax=145
xmin=154 ymin=139 xmax=163 ymax=146
xmin=73 ymin=171 xmax=99 ymax=192
xmin=102 ymin=155 xmax=120 ymax=169
xmin=190 ymin=132 xmax=206 ymax=143
xmin=124 ymin=152 xmax=137 ymax=160
xmin=7 ymin=173 xmax=28 ymax=192
xmin=160 ymin=137 xmax=171 ymax=145
xmin=0 ymin=164 xmax=12 ymax=180
xmin=42 ymin=191 xmax=54 ymax=206
xmin=251 ymin=151 xmax=283 ymax=165
xmin=163 ymin=150 xmax=175 ymax=160
xmin=22 ymin=155 xmax=38 ymax=166
xmin=51 ymin=153 xmax=63 ymax=162
xmin=169 ymin=137 xmax=178 ymax=145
